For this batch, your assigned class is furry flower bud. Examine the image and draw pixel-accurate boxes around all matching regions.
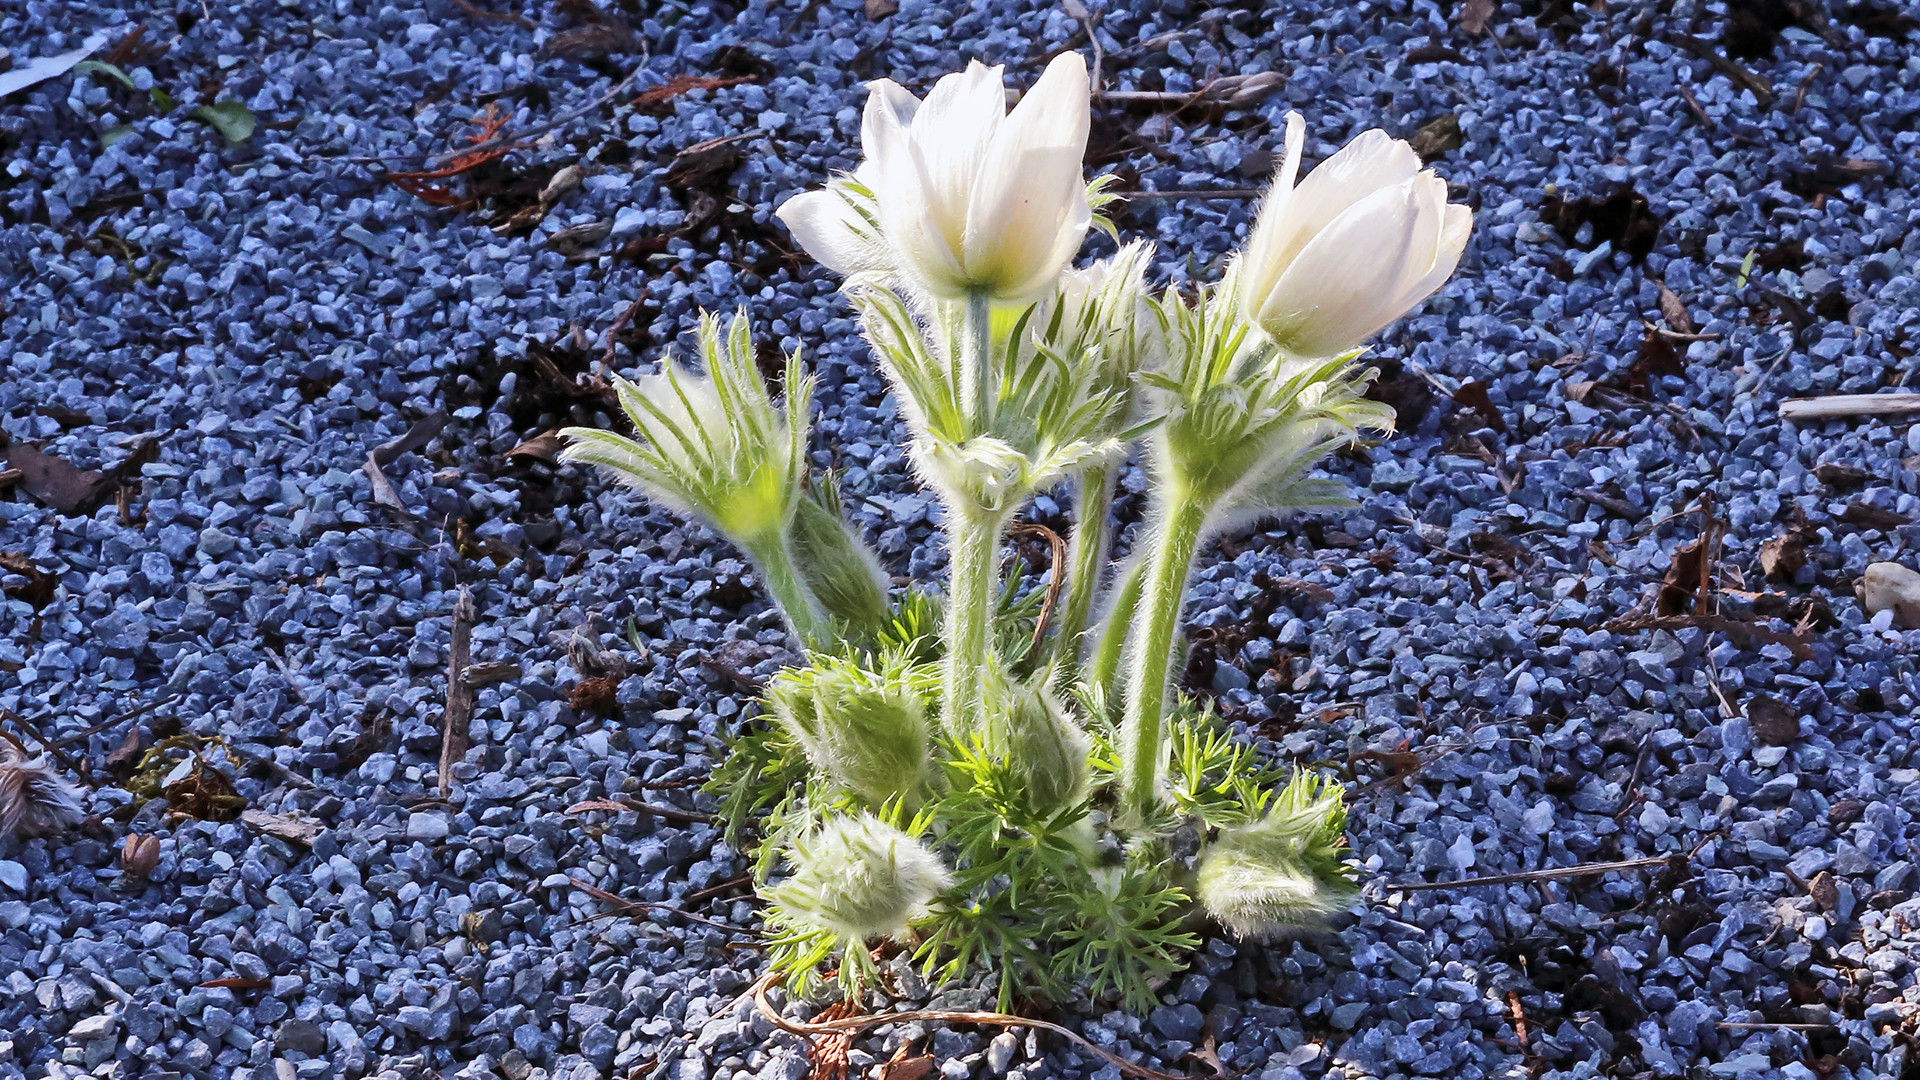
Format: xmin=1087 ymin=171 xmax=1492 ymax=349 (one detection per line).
xmin=985 ymin=670 xmax=1091 ymax=811
xmin=786 ymin=478 xmax=892 ymax=638
xmin=765 ymin=657 xmax=932 ymax=810
xmin=560 ymin=311 xmax=810 ymax=549
xmin=1196 ymin=772 xmax=1356 ymax=939
xmin=0 ymin=747 xmax=85 ymax=839
xmin=769 ymin=814 xmax=953 ymax=941
xmin=1237 ymin=112 xmax=1471 ymax=358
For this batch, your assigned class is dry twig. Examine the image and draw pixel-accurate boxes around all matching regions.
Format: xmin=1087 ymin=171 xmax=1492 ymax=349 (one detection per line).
xmin=1390 ymin=855 xmax=1681 ymax=892
xmin=569 ymin=878 xmax=751 ymax=935
xmin=440 ymin=586 xmax=475 ymax=797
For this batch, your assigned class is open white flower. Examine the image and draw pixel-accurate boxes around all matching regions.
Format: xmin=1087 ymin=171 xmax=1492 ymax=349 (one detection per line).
xmin=1237 ymin=112 xmax=1472 ymax=357
xmin=779 ymin=53 xmax=1092 ymax=300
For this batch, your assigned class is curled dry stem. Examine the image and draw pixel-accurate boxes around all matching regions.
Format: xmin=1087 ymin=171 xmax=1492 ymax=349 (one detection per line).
xmin=750 ymin=971 xmax=1188 ymax=1080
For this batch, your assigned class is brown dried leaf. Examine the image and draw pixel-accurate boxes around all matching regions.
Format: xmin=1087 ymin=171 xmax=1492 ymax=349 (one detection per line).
xmin=0 ymin=551 xmax=55 ymax=609
xmin=1656 ymin=279 xmax=1695 ymax=334
xmin=1657 ymin=538 xmax=1708 ymax=616
xmin=546 ymin=220 xmax=613 ymax=260
xmin=542 ymin=22 xmax=635 ymax=58
xmin=1408 ymin=113 xmax=1462 ymax=159
xmin=104 ymin=726 xmax=144 ymax=774
xmin=877 ymin=1056 xmax=933 ymax=1080
xmin=1450 ymin=380 xmax=1507 ymax=433
xmin=1458 ymin=0 xmax=1496 ymax=35
xmin=1840 ymin=502 xmax=1911 ymax=531
xmin=197 ymin=977 xmax=270 ymax=990
xmin=1187 ymin=1032 xmax=1228 ymax=1077
xmin=864 ymin=0 xmax=898 ymax=19
xmin=1627 ymin=332 xmax=1683 ymax=397
xmin=506 ymin=431 xmax=567 ymax=464
xmin=1813 ymin=462 xmax=1870 ymax=490
xmin=664 ymin=136 xmax=749 ymax=190
xmin=565 ymin=799 xmax=630 ymax=815
xmin=1745 ymin=695 xmax=1800 ymax=746
xmin=3 ymin=444 xmax=104 ymax=515
xmin=336 ymin=707 xmax=391 ymax=770
xmin=1758 ymin=532 xmax=1808 ymax=580
xmin=241 ymin=809 xmax=323 ymax=846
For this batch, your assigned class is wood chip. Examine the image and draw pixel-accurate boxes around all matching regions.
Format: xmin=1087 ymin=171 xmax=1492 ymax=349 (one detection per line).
xmin=463 ymin=660 xmax=522 ymax=688
xmin=240 ymin=809 xmax=323 ymax=846
xmin=1807 ymin=870 xmax=1838 ymax=912
xmin=440 ymin=586 xmax=475 ymax=797
xmin=1779 ymin=394 xmax=1920 ymax=421
xmin=1745 ymin=695 xmax=1799 ymax=746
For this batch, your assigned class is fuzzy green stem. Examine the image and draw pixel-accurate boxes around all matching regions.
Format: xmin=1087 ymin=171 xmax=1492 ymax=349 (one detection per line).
xmin=941 ymin=504 xmax=1009 ymax=735
xmin=1118 ymin=491 xmax=1211 ymax=825
xmin=749 ymin=536 xmax=827 ymax=649
xmin=1085 ymin=555 xmax=1142 ymax=705
xmin=963 ymin=287 xmax=993 ymax=429
xmin=1054 ymin=465 xmax=1116 ymax=670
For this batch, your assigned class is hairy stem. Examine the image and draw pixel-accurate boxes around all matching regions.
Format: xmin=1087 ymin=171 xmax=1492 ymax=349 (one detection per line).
xmin=942 ymin=504 xmax=1009 ymax=736
xmin=1085 ymin=555 xmax=1143 ymax=705
xmin=1054 ymin=465 xmax=1116 ymax=670
xmin=1118 ymin=491 xmax=1210 ymax=825
xmin=963 ymin=287 xmax=993 ymax=429
xmin=751 ymin=537 xmax=826 ymax=649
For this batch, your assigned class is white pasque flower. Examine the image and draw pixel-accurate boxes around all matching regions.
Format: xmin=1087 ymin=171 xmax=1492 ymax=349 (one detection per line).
xmin=1237 ymin=112 xmax=1472 ymax=358
xmin=777 ymin=53 xmax=1093 ymax=300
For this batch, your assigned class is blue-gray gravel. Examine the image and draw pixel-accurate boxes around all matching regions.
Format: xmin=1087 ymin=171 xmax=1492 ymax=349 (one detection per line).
xmin=2 ymin=1 xmax=1919 ymax=1079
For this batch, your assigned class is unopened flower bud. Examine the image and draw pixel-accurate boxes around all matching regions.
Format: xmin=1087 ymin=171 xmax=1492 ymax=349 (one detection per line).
xmin=1196 ymin=772 xmax=1355 ymax=939
xmin=766 ymin=658 xmax=931 ymax=810
xmin=984 ymin=668 xmax=1091 ymax=811
xmin=769 ymin=814 xmax=953 ymax=941
xmin=786 ymin=479 xmax=892 ymax=638
xmin=0 ymin=747 xmax=84 ymax=839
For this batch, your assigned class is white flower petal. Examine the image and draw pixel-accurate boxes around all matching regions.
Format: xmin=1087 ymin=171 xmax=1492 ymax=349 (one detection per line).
xmin=775 ymin=188 xmax=884 ymax=277
xmin=1257 ymin=181 xmax=1425 ymax=356
xmin=956 ymin=52 xmax=1090 ymax=298
xmin=910 ymin=61 xmax=1007 ymax=251
xmin=1237 ymin=111 xmax=1306 ymax=316
xmin=864 ymin=84 xmax=966 ymax=291
xmin=862 ymin=78 xmax=922 ymax=137
xmin=1390 ymin=195 xmax=1473 ymax=317
xmin=1258 ymin=126 xmax=1422 ymax=276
